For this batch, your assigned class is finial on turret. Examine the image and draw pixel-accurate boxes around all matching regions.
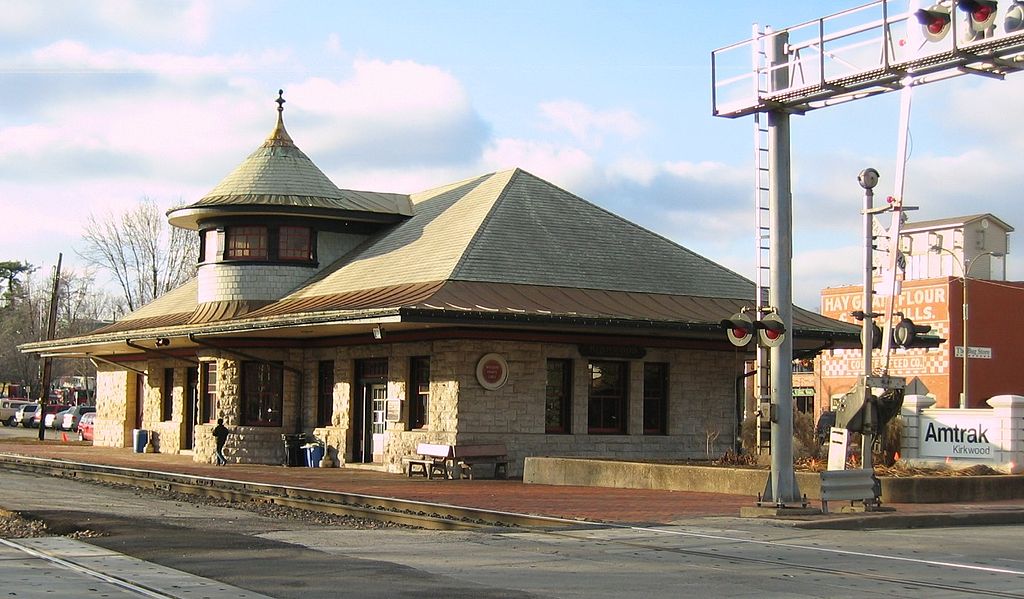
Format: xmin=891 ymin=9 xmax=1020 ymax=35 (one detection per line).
xmin=276 ymin=89 xmax=285 ymax=114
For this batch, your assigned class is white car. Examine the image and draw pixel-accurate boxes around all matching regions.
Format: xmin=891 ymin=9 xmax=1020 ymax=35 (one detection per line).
xmin=1 ymin=399 xmax=33 ymax=427
xmin=59 ymin=406 xmax=96 ymax=431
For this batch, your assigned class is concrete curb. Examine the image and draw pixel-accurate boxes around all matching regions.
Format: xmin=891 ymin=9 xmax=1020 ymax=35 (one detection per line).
xmin=524 ymin=457 xmax=1024 ymax=502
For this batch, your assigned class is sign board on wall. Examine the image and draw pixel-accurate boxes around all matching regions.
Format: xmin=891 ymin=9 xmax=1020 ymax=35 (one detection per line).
xmin=385 ymin=398 xmax=402 ymax=422
xmin=955 ymin=346 xmax=993 ymax=359
xmin=476 ymin=353 xmax=508 ymax=391
xmin=919 ymin=413 xmax=997 ymax=461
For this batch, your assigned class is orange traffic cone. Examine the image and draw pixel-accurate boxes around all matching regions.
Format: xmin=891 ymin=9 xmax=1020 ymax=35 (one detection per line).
xmin=61 ymin=432 xmax=68 ymax=442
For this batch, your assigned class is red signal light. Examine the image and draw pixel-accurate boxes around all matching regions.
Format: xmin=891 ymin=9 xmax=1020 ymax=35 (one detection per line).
xmin=958 ymin=0 xmax=998 ymax=35
xmin=915 ymin=6 xmax=952 ymax=42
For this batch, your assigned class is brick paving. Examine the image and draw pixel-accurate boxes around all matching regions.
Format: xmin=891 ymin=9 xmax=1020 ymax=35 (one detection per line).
xmin=2 ymin=439 xmax=1023 ymax=526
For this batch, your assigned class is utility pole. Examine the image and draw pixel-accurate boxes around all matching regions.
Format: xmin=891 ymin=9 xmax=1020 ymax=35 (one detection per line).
xmin=37 ymin=253 xmax=62 ymax=442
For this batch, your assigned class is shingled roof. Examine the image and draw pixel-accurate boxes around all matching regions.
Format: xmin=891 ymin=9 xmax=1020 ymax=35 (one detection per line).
xmin=44 ymin=168 xmax=856 ymax=352
xmin=167 ymin=92 xmax=411 ymax=230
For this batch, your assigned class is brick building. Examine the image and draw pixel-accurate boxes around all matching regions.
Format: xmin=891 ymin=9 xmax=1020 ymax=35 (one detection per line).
xmin=23 ymin=95 xmax=857 ymax=474
xmin=817 ymin=214 xmax=1024 ymax=412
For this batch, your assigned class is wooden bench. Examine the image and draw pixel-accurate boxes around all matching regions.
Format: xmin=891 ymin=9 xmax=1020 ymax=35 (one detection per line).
xmin=403 ymin=443 xmax=455 ymax=479
xmin=453 ymin=443 xmax=509 ymax=480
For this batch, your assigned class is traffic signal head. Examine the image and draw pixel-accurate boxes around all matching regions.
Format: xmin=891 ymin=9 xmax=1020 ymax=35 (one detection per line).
xmin=958 ymin=0 xmax=998 ymax=33
xmin=757 ymin=313 xmax=786 ymax=348
xmin=720 ymin=312 xmax=754 ymax=347
xmin=916 ymin=4 xmax=952 ymax=41
xmin=861 ymin=320 xmax=883 ymax=350
xmin=892 ymin=317 xmax=944 ymax=349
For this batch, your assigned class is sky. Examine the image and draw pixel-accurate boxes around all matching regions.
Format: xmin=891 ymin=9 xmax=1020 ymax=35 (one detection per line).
xmin=3 ymin=0 xmax=1024 ymax=311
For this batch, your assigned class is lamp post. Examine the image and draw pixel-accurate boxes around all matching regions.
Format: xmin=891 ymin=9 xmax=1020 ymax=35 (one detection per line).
xmin=929 ymin=246 xmax=1004 ymax=409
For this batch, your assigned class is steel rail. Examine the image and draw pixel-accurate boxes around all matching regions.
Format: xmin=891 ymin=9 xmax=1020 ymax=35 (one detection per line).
xmin=0 ymin=454 xmax=571 ymax=531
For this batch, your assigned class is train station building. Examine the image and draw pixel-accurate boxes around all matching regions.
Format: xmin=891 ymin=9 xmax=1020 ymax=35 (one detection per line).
xmin=22 ymin=96 xmax=858 ymax=474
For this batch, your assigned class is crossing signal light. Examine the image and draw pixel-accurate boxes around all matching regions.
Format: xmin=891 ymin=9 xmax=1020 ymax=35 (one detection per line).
xmin=758 ymin=313 xmax=787 ymax=348
xmin=721 ymin=312 xmax=755 ymax=347
xmin=1007 ymin=1 xmax=1024 ymax=32
xmin=958 ymin=0 xmax=998 ymax=35
xmin=916 ymin=4 xmax=952 ymax=41
xmin=892 ymin=317 xmax=944 ymax=349
xmin=835 ymin=382 xmax=907 ymax=433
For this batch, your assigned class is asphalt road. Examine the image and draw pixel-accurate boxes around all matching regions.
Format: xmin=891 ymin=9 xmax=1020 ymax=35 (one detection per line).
xmin=2 ymin=470 xmax=1024 ymax=598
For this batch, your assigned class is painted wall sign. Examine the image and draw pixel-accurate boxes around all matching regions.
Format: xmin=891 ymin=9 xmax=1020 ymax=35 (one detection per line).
xmin=385 ymin=398 xmax=402 ymax=422
xmin=919 ymin=414 xmax=997 ymax=460
xmin=476 ymin=353 xmax=508 ymax=391
xmin=819 ymin=281 xmax=951 ymax=378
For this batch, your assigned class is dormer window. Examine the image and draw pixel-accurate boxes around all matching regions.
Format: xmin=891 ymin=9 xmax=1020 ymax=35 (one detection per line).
xmin=226 ymin=226 xmax=268 ymax=259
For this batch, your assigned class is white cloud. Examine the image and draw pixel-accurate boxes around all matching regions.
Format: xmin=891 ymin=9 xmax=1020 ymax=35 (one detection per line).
xmin=14 ymin=40 xmax=290 ymax=78
xmin=0 ymin=0 xmax=217 ymax=45
xmin=538 ymin=100 xmax=645 ymax=147
xmin=481 ymin=138 xmax=597 ymax=191
xmin=324 ymin=33 xmax=345 ymax=58
xmin=286 ymin=59 xmax=488 ymax=166
xmin=0 ymin=0 xmax=47 ymax=34
xmin=95 ymin=0 xmax=213 ymax=45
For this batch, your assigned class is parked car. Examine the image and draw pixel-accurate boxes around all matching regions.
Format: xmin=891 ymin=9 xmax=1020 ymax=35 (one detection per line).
xmin=14 ymin=404 xmax=38 ymax=427
xmin=77 ymin=412 xmax=96 ymax=442
xmin=30 ymin=404 xmax=69 ymax=428
xmin=1 ymin=399 xmax=33 ymax=427
xmin=58 ymin=405 xmax=95 ymax=431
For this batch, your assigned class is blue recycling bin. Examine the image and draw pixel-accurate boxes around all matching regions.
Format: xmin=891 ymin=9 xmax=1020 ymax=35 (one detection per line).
xmin=304 ymin=444 xmax=325 ymax=467
xmin=132 ymin=429 xmax=148 ymax=453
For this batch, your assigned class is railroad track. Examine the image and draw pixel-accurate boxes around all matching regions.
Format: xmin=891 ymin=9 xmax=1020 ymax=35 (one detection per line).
xmin=3 ymin=453 xmax=1022 ymax=597
xmin=0 ymin=453 xmax=571 ymax=531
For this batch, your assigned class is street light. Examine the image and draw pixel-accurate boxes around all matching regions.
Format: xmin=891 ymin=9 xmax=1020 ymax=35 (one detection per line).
xmin=929 ymin=245 xmax=1004 ymax=408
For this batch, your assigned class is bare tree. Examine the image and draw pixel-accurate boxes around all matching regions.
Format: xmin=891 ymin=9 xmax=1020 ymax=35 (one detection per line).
xmin=78 ymin=198 xmax=198 ymax=312
xmin=0 ymin=262 xmax=41 ymax=387
xmin=0 ymin=265 xmax=120 ymax=396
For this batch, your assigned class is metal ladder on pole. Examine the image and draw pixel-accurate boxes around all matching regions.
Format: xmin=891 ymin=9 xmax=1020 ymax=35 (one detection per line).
xmin=752 ymin=25 xmax=772 ymax=455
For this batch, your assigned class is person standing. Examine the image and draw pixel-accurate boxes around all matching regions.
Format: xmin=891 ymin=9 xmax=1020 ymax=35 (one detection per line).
xmin=213 ymin=418 xmax=230 ymax=466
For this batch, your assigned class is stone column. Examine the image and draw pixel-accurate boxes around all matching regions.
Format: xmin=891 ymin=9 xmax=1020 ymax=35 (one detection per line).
xmin=986 ymin=395 xmax=1024 ymax=474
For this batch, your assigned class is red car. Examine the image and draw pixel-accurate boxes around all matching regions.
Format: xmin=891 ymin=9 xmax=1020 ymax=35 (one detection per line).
xmin=77 ymin=412 xmax=96 ymax=441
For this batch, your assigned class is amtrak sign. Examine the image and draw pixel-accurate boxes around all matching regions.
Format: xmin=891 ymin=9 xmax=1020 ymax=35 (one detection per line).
xmin=919 ymin=414 xmax=996 ymax=460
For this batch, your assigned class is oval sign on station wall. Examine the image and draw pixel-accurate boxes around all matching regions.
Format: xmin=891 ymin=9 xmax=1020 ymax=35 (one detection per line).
xmin=476 ymin=353 xmax=508 ymax=391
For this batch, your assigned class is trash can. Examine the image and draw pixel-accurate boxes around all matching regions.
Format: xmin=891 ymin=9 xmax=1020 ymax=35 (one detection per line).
xmin=132 ymin=429 xmax=148 ymax=454
xmin=281 ymin=433 xmax=308 ymax=467
xmin=304 ymin=443 xmax=325 ymax=467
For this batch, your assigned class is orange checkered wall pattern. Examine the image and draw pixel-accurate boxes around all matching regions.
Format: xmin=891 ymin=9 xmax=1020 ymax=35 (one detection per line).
xmin=818 ymin=279 xmax=954 ymax=409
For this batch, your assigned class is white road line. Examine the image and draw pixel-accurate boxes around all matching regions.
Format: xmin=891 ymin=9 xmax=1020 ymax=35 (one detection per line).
xmin=620 ymin=524 xmax=1024 ymax=576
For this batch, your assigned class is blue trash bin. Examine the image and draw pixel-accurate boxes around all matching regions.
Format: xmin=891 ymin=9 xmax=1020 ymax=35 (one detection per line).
xmin=304 ymin=444 xmax=325 ymax=467
xmin=132 ymin=429 xmax=148 ymax=453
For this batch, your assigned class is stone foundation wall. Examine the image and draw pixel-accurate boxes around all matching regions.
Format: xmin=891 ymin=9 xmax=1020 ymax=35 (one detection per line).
xmin=192 ymin=350 xmax=301 ymax=465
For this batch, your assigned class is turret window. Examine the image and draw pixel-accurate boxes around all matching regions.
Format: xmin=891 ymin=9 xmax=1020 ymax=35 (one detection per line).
xmin=279 ymin=226 xmax=312 ymax=261
xmin=225 ymin=226 xmax=268 ymax=259
xmin=215 ymin=225 xmax=315 ymax=264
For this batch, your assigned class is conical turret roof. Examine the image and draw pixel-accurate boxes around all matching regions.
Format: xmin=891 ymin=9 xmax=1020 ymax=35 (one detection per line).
xmin=167 ymin=91 xmax=411 ymax=230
